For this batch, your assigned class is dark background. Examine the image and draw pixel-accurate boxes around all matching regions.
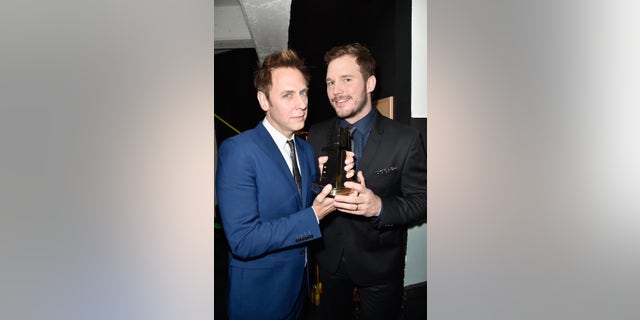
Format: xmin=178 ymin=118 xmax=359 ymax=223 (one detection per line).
xmin=214 ymin=0 xmax=419 ymax=147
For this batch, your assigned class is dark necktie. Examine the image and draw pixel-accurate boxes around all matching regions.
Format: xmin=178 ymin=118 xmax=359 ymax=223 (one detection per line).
xmin=347 ymin=126 xmax=360 ymax=166
xmin=287 ymin=139 xmax=302 ymax=197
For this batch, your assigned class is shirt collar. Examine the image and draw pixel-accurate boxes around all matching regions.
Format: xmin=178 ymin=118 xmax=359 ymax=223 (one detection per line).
xmin=262 ymin=118 xmax=293 ymax=149
xmin=340 ymin=108 xmax=376 ymax=134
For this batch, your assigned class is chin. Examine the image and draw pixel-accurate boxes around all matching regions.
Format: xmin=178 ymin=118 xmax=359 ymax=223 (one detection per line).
xmin=336 ymin=111 xmax=353 ymax=119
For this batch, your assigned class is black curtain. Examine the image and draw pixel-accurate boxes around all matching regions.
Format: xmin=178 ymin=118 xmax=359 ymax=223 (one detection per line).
xmin=288 ymin=0 xmax=400 ymax=128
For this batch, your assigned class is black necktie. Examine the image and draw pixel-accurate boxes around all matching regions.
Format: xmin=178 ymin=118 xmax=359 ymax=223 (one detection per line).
xmin=347 ymin=126 xmax=359 ymax=166
xmin=287 ymin=140 xmax=302 ymax=197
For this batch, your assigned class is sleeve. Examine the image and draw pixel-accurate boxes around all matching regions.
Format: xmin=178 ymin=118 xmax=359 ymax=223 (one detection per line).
xmin=372 ymin=130 xmax=427 ymax=228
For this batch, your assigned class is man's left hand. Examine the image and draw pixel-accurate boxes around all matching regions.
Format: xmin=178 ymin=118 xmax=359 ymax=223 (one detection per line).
xmin=333 ymin=171 xmax=381 ymax=217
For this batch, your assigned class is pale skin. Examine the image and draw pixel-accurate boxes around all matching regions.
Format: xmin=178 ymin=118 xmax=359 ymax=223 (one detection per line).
xmin=257 ymin=67 xmax=354 ymax=220
xmin=325 ymin=55 xmax=383 ymax=217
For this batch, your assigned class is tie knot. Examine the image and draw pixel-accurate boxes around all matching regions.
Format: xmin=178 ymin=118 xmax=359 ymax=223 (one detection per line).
xmin=287 ymin=139 xmax=295 ymax=150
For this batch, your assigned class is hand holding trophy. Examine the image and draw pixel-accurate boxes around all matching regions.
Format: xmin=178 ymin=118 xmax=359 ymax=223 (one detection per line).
xmin=313 ymin=127 xmax=356 ymax=197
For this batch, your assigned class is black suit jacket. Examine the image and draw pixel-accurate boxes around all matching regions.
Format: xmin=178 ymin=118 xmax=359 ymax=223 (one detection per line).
xmin=308 ymin=111 xmax=427 ymax=285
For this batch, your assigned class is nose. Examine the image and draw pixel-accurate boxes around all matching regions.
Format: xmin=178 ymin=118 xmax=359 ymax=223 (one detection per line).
xmin=297 ymin=93 xmax=308 ymax=110
xmin=330 ymin=82 xmax=343 ymax=97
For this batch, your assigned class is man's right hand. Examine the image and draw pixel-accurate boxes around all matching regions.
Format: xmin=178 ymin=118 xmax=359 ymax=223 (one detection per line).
xmin=312 ymin=184 xmax=335 ymax=220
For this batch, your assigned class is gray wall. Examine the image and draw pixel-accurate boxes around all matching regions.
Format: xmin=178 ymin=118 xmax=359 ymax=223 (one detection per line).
xmin=404 ymin=0 xmax=429 ymax=286
xmin=2 ymin=1 xmax=214 ymax=319
xmin=428 ymin=1 xmax=640 ymax=319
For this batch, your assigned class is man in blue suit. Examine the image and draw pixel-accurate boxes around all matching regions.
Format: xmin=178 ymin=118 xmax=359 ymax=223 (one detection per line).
xmin=216 ymin=49 xmax=352 ymax=319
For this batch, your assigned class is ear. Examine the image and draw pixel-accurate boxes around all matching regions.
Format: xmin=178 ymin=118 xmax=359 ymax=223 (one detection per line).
xmin=257 ymin=91 xmax=270 ymax=112
xmin=366 ymin=75 xmax=377 ymax=93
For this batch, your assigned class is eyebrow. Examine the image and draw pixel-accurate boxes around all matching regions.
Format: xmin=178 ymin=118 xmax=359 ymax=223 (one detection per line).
xmin=280 ymin=88 xmax=308 ymax=94
xmin=327 ymin=74 xmax=354 ymax=80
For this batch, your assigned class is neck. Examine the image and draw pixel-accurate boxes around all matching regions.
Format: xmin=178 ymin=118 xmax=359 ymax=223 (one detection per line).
xmin=345 ymin=104 xmax=372 ymax=124
xmin=263 ymin=116 xmax=294 ymax=139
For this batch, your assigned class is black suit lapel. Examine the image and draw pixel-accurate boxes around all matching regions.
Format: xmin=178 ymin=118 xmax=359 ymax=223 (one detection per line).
xmin=358 ymin=112 xmax=384 ymax=175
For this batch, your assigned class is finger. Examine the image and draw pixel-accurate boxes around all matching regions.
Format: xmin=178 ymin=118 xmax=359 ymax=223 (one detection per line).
xmin=318 ymin=156 xmax=328 ymax=172
xmin=344 ymin=163 xmax=354 ymax=172
xmin=334 ymin=201 xmax=355 ymax=211
xmin=316 ymin=184 xmax=333 ymax=201
xmin=322 ymin=183 xmax=332 ymax=195
xmin=343 ymin=153 xmax=354 ymax=165
xmin=345 ymin=166 xmax=355 ymax=179
xmin=342 ymin=180 xmax=362 ymax=192
xmin=343 ymin=172 xmax=364 ymax=189
xmin=333 ymin=193 xmax=357 ymax=203
xmin=334 ymin=201 xmax=361 ymax=214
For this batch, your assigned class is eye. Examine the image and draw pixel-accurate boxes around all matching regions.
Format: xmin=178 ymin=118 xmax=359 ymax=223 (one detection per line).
xmin=344 ymin=78 xmax=352 ymax=83
xmin=283 ymin=93 xmax=292 ymax=99
xmin=326 ymin=80 xmax=334 ymax=86
xmin=300 ymin=90 xmax=308 ymax=97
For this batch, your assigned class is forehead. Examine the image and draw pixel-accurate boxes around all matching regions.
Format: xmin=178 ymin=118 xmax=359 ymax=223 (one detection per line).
xmin=270 ymin=67 xmax=307 ymax=91
xmin=326 ymin=55 xmax=360 ymax=77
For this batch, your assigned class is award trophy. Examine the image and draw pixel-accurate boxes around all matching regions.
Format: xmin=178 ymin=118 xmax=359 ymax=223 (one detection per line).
xmin=312 ymin=127 xmax=354 ymax=196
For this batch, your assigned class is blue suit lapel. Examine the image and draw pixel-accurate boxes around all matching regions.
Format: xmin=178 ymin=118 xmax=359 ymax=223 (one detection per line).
xmin=294 ymin=135 xmax=312 ymax=205
xmin=254 ymin=123 xmax=303 ymax=206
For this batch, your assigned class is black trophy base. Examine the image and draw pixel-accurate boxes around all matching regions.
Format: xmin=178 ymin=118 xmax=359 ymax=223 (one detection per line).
xmin=312 ymin=182 xmax=352 ymax=197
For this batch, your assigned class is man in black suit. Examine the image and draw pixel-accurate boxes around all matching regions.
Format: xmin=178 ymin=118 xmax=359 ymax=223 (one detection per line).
xmin=308 ymin=43 xmax=427 ymax=320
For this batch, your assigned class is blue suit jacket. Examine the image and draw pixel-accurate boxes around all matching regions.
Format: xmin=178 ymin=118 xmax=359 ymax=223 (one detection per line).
xmin=216 ymin=122 xmax=321 ymax=319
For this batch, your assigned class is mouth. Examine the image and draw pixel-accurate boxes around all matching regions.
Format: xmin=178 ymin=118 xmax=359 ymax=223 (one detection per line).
xmin=333 ymin=96 xmax=350 ymax=106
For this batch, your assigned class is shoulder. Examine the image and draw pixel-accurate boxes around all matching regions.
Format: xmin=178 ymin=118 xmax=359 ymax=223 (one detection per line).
xmin=376 ymin=115 xmax=420 ymax=137
xmin=308 ymin=117 xmax=337 ymax=144
xmin=295 ymin=135 xmax=313 ymax=152
xmin=309 ymin=117 xmax=337 ymax=134
xmin=220 ymin=128 xmax=253 ymax=147
xmin=218 ymin=126 xmax=264 ymax=156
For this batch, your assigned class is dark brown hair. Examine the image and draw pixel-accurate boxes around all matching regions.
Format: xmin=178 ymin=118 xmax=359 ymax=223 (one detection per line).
xmin=253 ymin=49 xmax=310 ymax=98
xmin=324 ymin=43 xmax=376 ymax=79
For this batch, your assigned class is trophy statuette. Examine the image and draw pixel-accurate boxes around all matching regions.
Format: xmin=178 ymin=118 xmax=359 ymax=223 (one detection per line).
xmin=312 ymin=127 xmax=354 ymax=196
